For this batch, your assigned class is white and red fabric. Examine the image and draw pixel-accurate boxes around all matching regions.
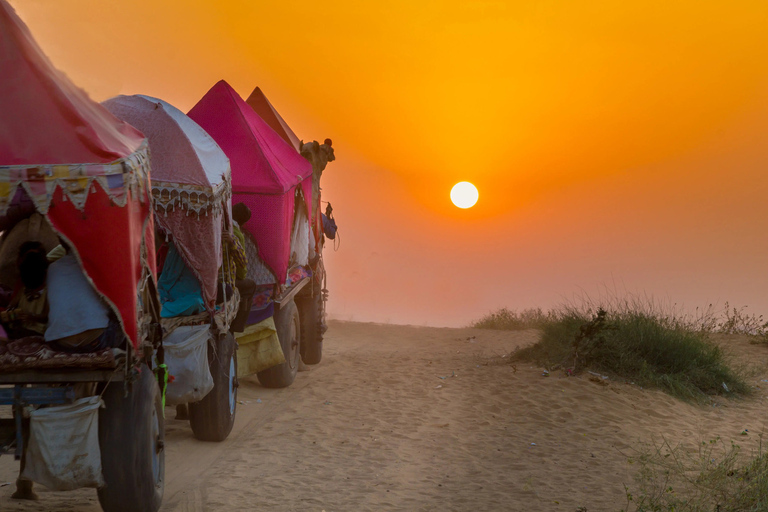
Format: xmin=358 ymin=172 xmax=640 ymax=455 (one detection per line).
xmin=0 ymin=0 xmax=155 ymax=351
xmin=103 ymin=95 xmax=231 ymax=311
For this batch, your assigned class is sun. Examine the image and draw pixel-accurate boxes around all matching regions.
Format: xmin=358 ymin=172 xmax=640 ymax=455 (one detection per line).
xmin=450 ymin=182 xmax=479 ymax=209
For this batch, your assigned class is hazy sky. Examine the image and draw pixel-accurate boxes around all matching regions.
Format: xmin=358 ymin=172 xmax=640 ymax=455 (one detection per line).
xmin=10 ymin=0 xmax=768 ymax=326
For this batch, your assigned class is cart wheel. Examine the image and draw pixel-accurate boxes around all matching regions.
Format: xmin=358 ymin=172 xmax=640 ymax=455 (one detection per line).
xmin=98 ymin=363 xmax=164 ymax=512
xmin=257 ymin=299 xmax=301 ymax=388
xmin=188 ymin=332 xmax=238 ymax=442
xmin=298 ymin=291 xmax=323 ymax=365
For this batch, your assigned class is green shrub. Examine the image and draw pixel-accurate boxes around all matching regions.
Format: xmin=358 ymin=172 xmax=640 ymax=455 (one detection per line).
xmin=497 ymin=299 xmax=750 ymax=401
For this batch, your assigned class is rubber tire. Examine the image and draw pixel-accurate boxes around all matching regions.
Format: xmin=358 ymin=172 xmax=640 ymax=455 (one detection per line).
xmin=188 ymin=333 xmax=238 ymax=442
xmin=297 ymin=292 xmax=323 ymax=365
xmin=257 ymin=299 xmax=300 ymax=388
xmin=98 ymin=364 xmax=164 ymax=512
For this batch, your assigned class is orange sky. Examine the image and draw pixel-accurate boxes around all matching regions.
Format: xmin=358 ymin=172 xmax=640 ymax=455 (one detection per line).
xmin=10 ymin=0 xmax=768 ymax=326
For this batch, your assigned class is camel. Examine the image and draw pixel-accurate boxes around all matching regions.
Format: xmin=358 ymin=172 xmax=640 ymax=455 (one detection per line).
xmin=300 ymin=138 xmax=335 ymax=210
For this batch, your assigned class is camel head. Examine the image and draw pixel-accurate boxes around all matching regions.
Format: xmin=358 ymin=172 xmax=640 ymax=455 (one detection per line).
xmin=301 ymin=139 xmax=336 ymax=173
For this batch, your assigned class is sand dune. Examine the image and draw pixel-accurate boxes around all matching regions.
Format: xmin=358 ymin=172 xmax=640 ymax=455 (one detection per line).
xmin=2 ymin=321 xmax=768 ymax=511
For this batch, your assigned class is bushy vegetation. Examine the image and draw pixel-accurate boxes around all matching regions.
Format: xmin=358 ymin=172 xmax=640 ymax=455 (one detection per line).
xmin=622 ymin=437 xmax=768 ymax=512
xmin=471 ymin=307 xmax=552 ymax=330
xmin=476 ymin=297 xmax=765 ymax=509
xmin=475 ymin=299 xmax=768 ymax=339
xmin=475 ymin=297 xmax=751 ymax=401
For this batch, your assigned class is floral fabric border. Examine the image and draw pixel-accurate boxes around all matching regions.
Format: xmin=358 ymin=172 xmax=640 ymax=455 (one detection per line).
xmin=0 ymin=142 xmax=151 ymax=216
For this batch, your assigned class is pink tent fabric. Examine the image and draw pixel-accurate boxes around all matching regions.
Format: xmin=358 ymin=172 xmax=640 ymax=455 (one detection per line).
xmin=0 ymin=0 xmax=155 ymax=350
xmin=245 ymin=87 xmax=302 ymax=152
xmin=103 ymin=95 xmax=232 ymax=311
xmin=246 ymin=86 xmax=321 ymax=252
xmin=188 ymin=81 xmax=312 ymax=283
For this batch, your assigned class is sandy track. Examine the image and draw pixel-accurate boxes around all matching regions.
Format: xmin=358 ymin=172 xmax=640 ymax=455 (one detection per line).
xmin=2 ymin=322 xmax=768 ymax=511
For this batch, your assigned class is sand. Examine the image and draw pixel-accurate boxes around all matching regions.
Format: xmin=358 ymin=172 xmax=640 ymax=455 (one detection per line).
xmin=2 ymin=321 xmax=768 ymax=511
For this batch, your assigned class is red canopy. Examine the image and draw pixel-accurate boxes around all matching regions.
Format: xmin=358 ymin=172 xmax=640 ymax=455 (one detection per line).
xmin=0 ymin=3 xmax=142 ymax=164
xmin=188 ymin=81 xmax=312 ymax=283
xmin=0 ymin=0 xmax=155 ymax=351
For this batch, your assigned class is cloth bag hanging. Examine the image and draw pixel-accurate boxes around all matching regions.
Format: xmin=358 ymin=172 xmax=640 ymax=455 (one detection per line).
xmin=163 ymin=324 xmax=214 ymax=405
xmin=22 ymin=395 xmax=105 ymax=490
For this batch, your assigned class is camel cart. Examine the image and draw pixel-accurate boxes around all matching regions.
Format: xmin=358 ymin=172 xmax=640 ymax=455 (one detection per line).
xmin=189 ymin=81 xmax=333 ymax=388
xmin=0 ymin=2 xmax=164 ymax=510
xmin=104 ymin=95 xmax=239 ymax=442
xmin=246 ymin=87 xmax=335 ymax=367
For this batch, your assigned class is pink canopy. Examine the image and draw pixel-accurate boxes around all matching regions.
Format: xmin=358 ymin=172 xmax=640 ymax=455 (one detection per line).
xmin=103 ymin=95 xmax=232 ymax=311
xmin=247 ymin=86 xmax=321 ymax=251
xmin=0 ymin=0 xmax=156 ymax=351
xmin=188 ymin=81 xmax=312 ymax=283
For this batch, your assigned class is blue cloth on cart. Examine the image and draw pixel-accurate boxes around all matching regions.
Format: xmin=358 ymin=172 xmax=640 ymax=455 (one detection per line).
xmin=45 ymin=254 xmax=109 ymax=342
xmin=157 ymin=243 xmax=206 ymax=318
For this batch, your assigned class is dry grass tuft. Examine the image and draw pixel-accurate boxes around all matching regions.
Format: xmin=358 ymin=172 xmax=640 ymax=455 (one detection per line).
xmin=621 ymin=436 xmax=768 ymax=511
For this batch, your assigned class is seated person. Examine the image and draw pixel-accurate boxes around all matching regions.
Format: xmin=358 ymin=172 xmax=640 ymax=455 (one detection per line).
xmin=44 ymin=244 xmax=122 ymax=353
xmin=157 ymin=240 xmax=206 ymax=318
xmin=0 ymin=241 xmax=49 ymax=339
